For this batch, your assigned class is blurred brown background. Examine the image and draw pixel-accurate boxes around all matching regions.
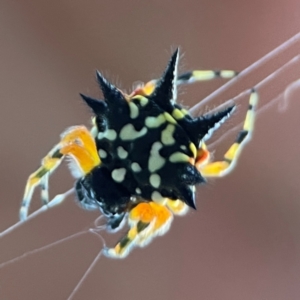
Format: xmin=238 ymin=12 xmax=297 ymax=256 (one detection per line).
xmin=1 ymin=1 xmax=300 ymax=299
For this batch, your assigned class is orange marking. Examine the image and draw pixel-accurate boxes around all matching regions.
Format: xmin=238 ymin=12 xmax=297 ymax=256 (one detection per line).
xmin=195 ymin=148 xmax=210 ymax=169
xmin=130 ymin=80 xmax=156 ymax=97
xmin=149 ymin=202 xmax=172 ymax=230
xmin=60 ymin=144 xmax=98 ymax=174
xmin=61 ymin=126 xmax=100 ymax=165
xmin=200 ymin=161 xmax=229 ymax=177
xmin=129 ymin=202 xmax=156 ymax=223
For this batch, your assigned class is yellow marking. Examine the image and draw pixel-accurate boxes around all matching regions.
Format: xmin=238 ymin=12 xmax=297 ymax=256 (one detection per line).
xmin=98 ymin=149 xmax=107 ymax=158
xmin=111 ymin=168 xmax=126 ymax=182
xmin=128 ymin=102 xmax=139 ymax=119
xmin=151 ymin=191 xmax=165 ymax=203
xmin=164 ymin=112 xmax=177 ymax=124
xmin=250 ymin=91 xmax=259 ymax=106
xmin=161 ymin=124 xmax=176 ymax=145
xmin=181 ymin=108 xmax=189 ymax=115
xmin=149 ymin=174 xmax=161 ymax=188
xmin=145 ymin=114 xmax=166 ymax=128
xmin=117 ymin=146 xmax=128 ymax=159
xmin=141 ymin=80 xmax=156 ymax=96
xmin=120 ymin=124 xmax=147 ymax=141
xmin=97 ymin=129 xmax=117 ymax=141
xmin=166 ymin=199 xmax=188 ymax=215
xmin=220 ymin=70 xmax=236 ymax=78
xmin=132 ymin=95 xmax=149 ymax=106
xmin=243 ymin=94 xmax=257 ymax=132
xmin=169 ymin=152 xmax=190 ymax=163
xmin=131 ymin=162 xmax=142 ymax=172
xmin=224 ymin=143 xmax=239 ymax=162
xmin=106 ymin=129 xmax=117 ymax=141
xmin=200 ymin=161 xmax=229 ymax=177
xmin=189 ymin=143 xmax=197 ymax=158
xmin=90 ymin=126 xmax=98 ymax=138
xmin=128 ymin=226 xmax=138 ymax=240
xmin=172 ymin=108 xmax=185 ymax=120
xmin=193 ymin=70 xmax=216 ymax=80
xmin=148 ymin=142 xmax=166 ymax=172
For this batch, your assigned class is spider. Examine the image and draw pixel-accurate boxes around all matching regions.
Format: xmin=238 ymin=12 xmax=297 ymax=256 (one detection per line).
xmin=21 ymin=49 xmax=258 ymax=258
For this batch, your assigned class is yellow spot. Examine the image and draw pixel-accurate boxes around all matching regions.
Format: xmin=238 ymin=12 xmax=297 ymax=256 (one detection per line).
xmin=167 ymin=199 xmax=188 ymax=215
xmin=120 ymin=124 xmax=147 ymax=141
xmin=128 ymin=102 xmax=139 ymax=119
xmin=132 ymin=95 xmax=149 ymax=106
xmin=224 ymin=143 xmax=239 ymax=161
xmin=117 ymin=146 xmax=128 ymax=159
xmin=200 ymin=161 xmax=229 ymax=177
xmin=164 ymin=112 xmax=177 ymax=124
xmin=142 ymin=80 xmax=156 ymax=96
xmin=149 ymin=174 xmax=161 ymax=188
xmin=169 ymin=152 xmax=190 ymax=163
xmin=189 ymin=143 xmax=197 ymax=158
xmin=90 ymin=126 xmax=98 ymax=138
xmin=98 ymin=129 xmax=117 ymax=141
xmin=181 ymin=108 xmax=189 ymax=115
xmin=98 ymin=149 xmax=107 ymax=158
xmin=220 ymin=70 xmax=236 ymax=78
xmin=131 ymin=162 xmax=142 ymax=172
xmin=148 ymin=142 xmax=166 ymax=172
xmin=112 ymin=168 xmax=126 ymax=182
xmin=172 ymin=108 xmax=184 ymax=120
xmin=250 ymin=91 xmax=259 ymax=106
xmin=151 ymin=191 xmax=165 ymax=203
xmin=193 ymin=70 xmax=215 ymax=80
xmin=161 ymin=124 xmax=176 ymax=145
xmin=145 ymin=114 xmax=166 ymax=128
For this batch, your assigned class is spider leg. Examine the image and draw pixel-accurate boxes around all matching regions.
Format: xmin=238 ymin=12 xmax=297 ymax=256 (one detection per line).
xmin=20 ymin=126 xmax=100 ymax=221
xmin=198 ymin=88 xmax=258 ymax=177
xmin=40 ymin=173 xmax=50 ymax=205
xmin=104 ymin=201 xmax=173 ymax=258
xmin=177 ymin=69 xmax=238 ymax=85
xmin=130 ymin=69 xmax=238 ymax=98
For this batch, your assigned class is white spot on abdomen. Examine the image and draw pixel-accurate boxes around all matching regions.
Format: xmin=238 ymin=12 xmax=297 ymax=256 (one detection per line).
xmin=131 ymin=162 xmax=142 ymax=172
xmin=111 ymin=168 xmax=126 ymax=182
xmin=120 ymin=124 xmax=147 ymax=141
xmin=148 ymin=142 xmax=166 ymax=172
xmin=98 ymin=149 xmax=107 ymax=158
xmin=149 ymin=174 xmax=161 ymax=188
xmin=98 ymin=129 xmax=117 ymax=141
xmin=129 ymin=102 xmax=139 ymax=119
xmin=161 ymin=124 xmax=176 ymax=145
xmin=117 ymin=146 xmax=128 ymax=159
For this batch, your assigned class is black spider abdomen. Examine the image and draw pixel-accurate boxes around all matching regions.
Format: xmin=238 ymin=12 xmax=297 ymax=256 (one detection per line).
xmin=75 ymin=166 xmax=131 ymax=217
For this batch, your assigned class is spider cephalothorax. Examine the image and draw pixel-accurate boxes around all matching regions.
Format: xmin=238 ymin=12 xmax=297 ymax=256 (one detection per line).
xmin=21 ymin=49 xmax=258 ymax=258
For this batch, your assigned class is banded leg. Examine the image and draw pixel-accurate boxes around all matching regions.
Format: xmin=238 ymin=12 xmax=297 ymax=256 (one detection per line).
xmin=199 ymin=88 xmax=258 ymax=177
xmin=20 ymin=126 xmax=100 ymax=221
xmin=177 ymin=70 xmax=238 ymax=85
xmin=104 ymin=202 xmax=173 ymax=258
xmin=130 ymin=70 xmax=238 ymax=98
